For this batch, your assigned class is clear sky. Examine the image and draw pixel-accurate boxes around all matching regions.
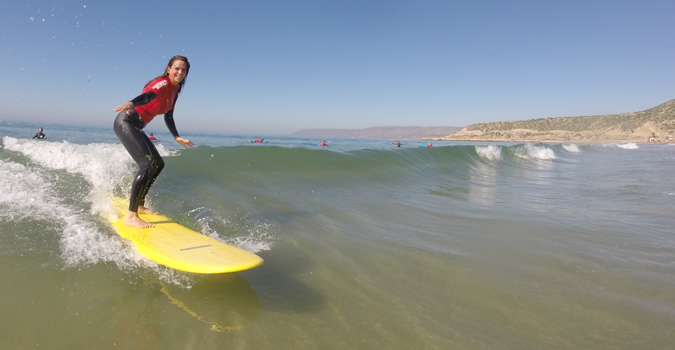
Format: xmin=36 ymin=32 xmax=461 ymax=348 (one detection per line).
xmin=1 ymin=0 xmax=674 ymax=135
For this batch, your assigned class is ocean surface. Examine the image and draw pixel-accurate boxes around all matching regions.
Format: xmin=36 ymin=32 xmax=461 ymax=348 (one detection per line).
xmin=1 ymin=120 xmax=674 ymax=349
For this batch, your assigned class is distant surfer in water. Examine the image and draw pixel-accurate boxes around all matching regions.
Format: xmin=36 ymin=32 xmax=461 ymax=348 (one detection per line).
xmin=148 ymin=133 xmax=157 ymax=141
xmin=320 ymin=140 xmax=327 ymax=146
xmin=113 ymin=55 xmax=194 ymax=228
xmin=33 ymin=127 xmax=46 ymax=140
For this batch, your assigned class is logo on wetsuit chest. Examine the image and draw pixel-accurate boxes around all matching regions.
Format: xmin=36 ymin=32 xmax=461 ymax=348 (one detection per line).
xmin=146 ymin=154 xmax=153 ymax=161
xmin=152 ymin=80 xmax=168 ymax=90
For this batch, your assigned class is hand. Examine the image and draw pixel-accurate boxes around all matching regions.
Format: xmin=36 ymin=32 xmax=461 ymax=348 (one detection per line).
xmin=175 ymin=136 xmax=194 ymax=148
xmin=114 ymin=101 xmax=133 ymax=113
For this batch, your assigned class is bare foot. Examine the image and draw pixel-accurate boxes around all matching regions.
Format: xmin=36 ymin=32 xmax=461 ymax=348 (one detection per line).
xmin=125 ymin=212 xmax=154 ymax=228
xmin=137 ymin=206 xmax=157 ymax=215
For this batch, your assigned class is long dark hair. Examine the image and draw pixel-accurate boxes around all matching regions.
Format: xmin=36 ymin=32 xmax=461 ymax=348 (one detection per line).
xmin=144 ymin=55 xmax=190 ymax=94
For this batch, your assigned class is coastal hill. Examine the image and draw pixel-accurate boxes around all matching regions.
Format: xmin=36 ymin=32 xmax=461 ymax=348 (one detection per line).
xmin=440 ymin=100 xmax=675 ymax=143
xmin=291 ymin=126 xmax=462 ymax=140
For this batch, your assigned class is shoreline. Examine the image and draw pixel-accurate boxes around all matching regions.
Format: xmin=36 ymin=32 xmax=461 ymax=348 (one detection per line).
xmin=427 ymin=129 xmax=674 ymax=144
xmin=426 ymin=137 xmax=674 ymax=145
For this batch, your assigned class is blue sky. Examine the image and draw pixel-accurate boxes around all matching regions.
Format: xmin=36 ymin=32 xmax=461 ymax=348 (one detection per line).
xmin=1 ymin=0 xmax=674 ymax=135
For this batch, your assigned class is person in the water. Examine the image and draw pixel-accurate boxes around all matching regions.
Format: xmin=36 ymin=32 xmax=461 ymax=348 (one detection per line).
xmin=113 ymin=55 xmax=194 ymax=228
xmin=33 ymin=127 xmax=46 ymax=139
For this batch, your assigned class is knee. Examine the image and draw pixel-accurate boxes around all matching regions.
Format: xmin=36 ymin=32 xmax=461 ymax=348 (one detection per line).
xmin=151 ymin=157 xmax=165 ymax=175
xmin=134 ymin=167 xmax=150 ymax=185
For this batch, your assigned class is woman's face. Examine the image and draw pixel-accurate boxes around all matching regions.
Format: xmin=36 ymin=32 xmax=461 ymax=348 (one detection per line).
xmin=166 ymin=60 xmax=188 ymax=85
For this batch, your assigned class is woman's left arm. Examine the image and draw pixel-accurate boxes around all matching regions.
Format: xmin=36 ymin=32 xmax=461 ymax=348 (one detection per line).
xmin=164 ymin=110 xmax=194 ymax=148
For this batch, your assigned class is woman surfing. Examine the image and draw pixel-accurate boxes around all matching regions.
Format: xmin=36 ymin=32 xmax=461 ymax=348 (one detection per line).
xmin=113 ymin=55 xmax=194 ymax=228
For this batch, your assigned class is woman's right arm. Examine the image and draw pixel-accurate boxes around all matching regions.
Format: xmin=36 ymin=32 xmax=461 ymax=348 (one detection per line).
xmin=113 ymin=91 xmax=157 ymax=112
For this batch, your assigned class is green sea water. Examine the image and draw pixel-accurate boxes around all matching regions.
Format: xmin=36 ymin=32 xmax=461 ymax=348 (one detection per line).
xmin=1 ymin=121 xmax=674 ymax=349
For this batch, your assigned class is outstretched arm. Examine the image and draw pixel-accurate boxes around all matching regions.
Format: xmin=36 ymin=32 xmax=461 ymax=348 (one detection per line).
xmin=165 ymin=110 xmax=194 ymax=148
xmin=114 ymin=91 xmax=157 ymax=112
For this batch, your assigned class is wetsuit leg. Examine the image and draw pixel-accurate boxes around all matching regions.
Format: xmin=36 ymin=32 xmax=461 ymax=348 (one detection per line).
xmin=113 ymin=110 xmax=165 ymax=212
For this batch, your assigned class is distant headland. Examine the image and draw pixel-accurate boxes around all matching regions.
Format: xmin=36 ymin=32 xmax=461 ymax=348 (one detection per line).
xmin=292 ymin=100 xmax=675 ymax=144
xmin=437 ymin=100 xmax=675 ymax=144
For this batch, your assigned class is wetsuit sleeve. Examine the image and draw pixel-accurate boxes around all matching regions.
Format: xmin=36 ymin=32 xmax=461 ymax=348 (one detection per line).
xmin=164 ymin=110 xmax=180 ymax=138
xmin=129 ymin=91 xmax=157 ymax=107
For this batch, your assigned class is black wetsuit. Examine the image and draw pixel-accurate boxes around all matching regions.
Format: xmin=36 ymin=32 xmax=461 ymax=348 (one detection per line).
xmin=33 ymin=132 xmax=46 ymax=139
xmin=113 ymin=91 xmax=180 ymax=212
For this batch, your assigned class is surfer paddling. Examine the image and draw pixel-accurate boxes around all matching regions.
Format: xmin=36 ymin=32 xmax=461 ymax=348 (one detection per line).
xmin=113 ymin=55 xmax=194 ymax=228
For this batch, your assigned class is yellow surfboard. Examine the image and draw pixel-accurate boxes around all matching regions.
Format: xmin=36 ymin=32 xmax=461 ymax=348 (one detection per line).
xmin=108 ymin=197 xmax=263 ymax=274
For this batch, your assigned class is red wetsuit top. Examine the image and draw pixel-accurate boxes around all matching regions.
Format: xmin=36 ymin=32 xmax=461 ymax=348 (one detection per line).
xmin=133 ymin=77 xmax=179 ymax=124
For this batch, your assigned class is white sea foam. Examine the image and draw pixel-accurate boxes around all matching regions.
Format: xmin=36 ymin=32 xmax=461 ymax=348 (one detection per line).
xmin=0 ymin=159 xmax=58 ymax=218
xmin=562 ymin=143 xmax=581 ymax=153
xmin=514 ymin=144 xmax=557 ymax=160
xmin=0 ymin=137 xmax=177 ymax=276
xmin=0 ymin=157 xmax=139 ymax=270
xmin=188 ymin=207 xmax=275 ymax=254
xmin=476 ymin=145 xmax=502 ymax=161
xmin=2 ymin=137 xmax=174 ymax=213
xmin=617 ymin=142 xmax=639 ymax=149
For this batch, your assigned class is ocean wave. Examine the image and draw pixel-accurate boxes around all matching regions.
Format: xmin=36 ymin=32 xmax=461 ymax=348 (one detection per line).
xmin=511 ymin=143 xmax=557 ymax=160
xmin=475 ymin=145 xmax=502 ymax=161
xmin=562 ymin=143 xmax=581 ymax=153
xmin=0 ymin=157 xmax=139 ymax=272
xmin=1 ymin=136 xmax=273 ymax=282
xmin=617 ymin=142 xmax=639 ymax=149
